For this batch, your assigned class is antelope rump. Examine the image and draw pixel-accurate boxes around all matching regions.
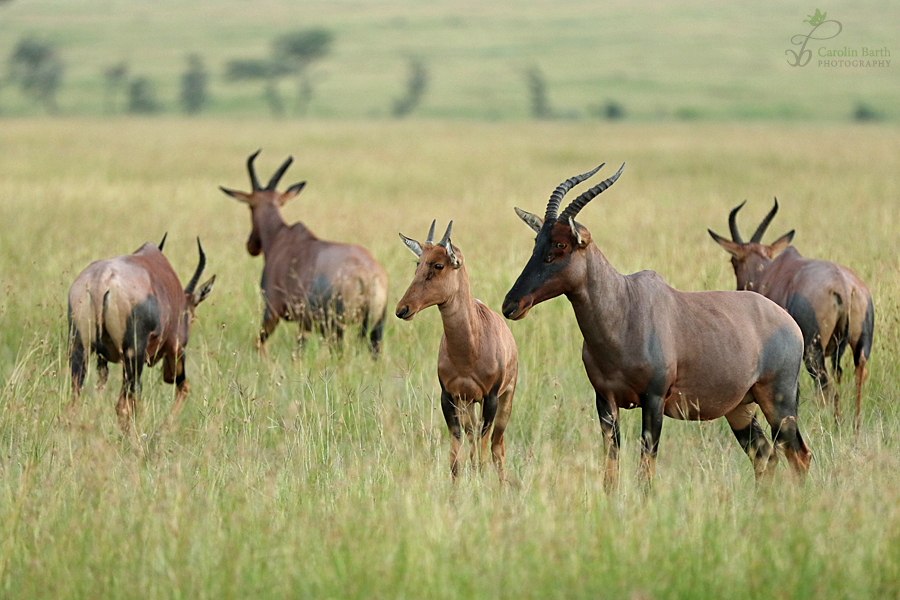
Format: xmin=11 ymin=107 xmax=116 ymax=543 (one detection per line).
xmin=67 ymin=236 xmax=215 ymax=431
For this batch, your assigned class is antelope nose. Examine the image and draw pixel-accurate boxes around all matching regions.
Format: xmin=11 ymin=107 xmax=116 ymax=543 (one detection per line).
xmin=396 ymin=305 xmax=410 ymax=319
xmin=501 ymin=299 xmax=518 ymax=319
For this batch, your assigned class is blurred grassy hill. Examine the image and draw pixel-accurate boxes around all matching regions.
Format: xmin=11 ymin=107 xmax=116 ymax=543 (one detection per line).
xmin=0 ymin=0 xmax=897 ymax=120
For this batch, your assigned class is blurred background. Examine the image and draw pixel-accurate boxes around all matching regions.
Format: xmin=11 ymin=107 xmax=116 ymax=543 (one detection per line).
xmin=0 ymin=0 xmax=896 ymax=122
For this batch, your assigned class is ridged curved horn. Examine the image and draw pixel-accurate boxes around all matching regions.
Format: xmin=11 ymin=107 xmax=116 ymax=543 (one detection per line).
xmin=545 ymin=164 xmax=604 ymax=222
xmin=247 ymin=149 xmax=262 ymax=191
xmin=728 ymin=201 xmax=747 ymax=244
xmin=425 ymin=219 xmax=436 ymax=244
xmin=438 ymin=220 xmax=453 ymax=247
xmin=267 ymin=156 xmax=293 ymax=190
xmin=750 ymin=198 xmax=779 ymax=243
xmin=558 ymin=163 xmax=625 ymax=222
xmin=184 ymin=237 xmax=206 ymax=295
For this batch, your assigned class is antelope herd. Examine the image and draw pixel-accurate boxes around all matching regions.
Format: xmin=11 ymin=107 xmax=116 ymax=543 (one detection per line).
xmin=65 ymin=151 xmax=878 ymax=487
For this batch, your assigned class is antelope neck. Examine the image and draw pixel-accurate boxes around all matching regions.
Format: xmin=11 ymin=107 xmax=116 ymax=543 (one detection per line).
xmin=436 ymin=270 xmax=480 ymax=366
xmin=566 ymin=244 xmax=631 ymax=353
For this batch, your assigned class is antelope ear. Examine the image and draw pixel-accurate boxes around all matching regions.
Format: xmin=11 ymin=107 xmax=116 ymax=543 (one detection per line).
xmin=568 ymin=217 xmax=590 ymax=249
xmin=514 ymin=207 xmax=543 ymax=234
xmin=446 ymin=244 xmax=461 ymax=269
xmin=191 ymin=275 xmax=216 ymax=306
xmin=399 ymin=233 xmax=423 ymax=258
xmin=769 ymin=230 xmax=795 ymax=257
xmin=220 ymin=186 xmax=251 ymax=203
xmin=280 ymin=181 xmax=306 ymax=206
xmin=708 ymin=229 xmax=743 ymax=256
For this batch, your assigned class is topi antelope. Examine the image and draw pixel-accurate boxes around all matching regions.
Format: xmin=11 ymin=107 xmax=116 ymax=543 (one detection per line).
xmin=709 ymin=199 xmax=874 ymax=430
xmin=68 ymin=236 xmax=215 ymax=432
xmin=396 ymin=221 xmax=518 ymax=482
xmin=503 ymin=164 xmax=811 ymax=489
xmin=220 ymin=150 xmax=389 ymax=355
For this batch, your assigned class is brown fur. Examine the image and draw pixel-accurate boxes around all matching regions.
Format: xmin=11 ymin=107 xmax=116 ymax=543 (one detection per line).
xmin=68 ymin=240 xmax=214 ymax=431
xmin=504 ymin=168 xmax=811 ymax=489
xmin=221 ymin=152 xmax=388 ymax=355
xmin=710 ymin=200 xmax=874 ymax=430
xmin=396 ymin=223 xmax=518 ymax=482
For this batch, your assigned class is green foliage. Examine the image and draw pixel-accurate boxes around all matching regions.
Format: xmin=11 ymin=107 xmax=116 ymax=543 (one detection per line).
xmin=272 ymin=28 xmax=333 ymax=72
xmin=127 ymin=76 xmax=161 ymax=114
xmin=853 ymin=102 xmax=882 ymax=122
xmin=391 ymin=56 xmax=429 ymax=117
xmin=7 ymin=37 xmax=64 ymax=113
xmin=180 ymin=53 xmax=209 ymax=114
xmin=525 ymin=66 xmax=551 ymax=119
xmin=102 ymin=62 xmax=129 ymax=114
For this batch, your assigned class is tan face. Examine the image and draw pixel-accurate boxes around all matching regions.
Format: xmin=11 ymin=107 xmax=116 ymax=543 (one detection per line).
xmin=395 ymin=243 xmax=464 ymax=320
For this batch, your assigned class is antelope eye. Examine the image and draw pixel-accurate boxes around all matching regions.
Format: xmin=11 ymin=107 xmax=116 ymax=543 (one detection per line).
xmin=556 ymin=243 xmax=567 ymax=249
xmin=434 ymin=263 xmax=444 ymax=270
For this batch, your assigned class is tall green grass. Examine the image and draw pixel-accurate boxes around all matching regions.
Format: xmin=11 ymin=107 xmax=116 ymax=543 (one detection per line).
xmin=1 ymin=119 xmax=899 ymax=598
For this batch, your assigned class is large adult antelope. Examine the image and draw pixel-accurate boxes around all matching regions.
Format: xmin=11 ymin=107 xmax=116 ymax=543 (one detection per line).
xmin=220 ymin=151 xmax=389 ymax=355
xmin=68 ymin=236 xmax=215 ymax=431
xmin=396 ymin=221 xmax=518 ymax=482
xmin=503 ymin=164 xmax=811 ymax=489
xmin=709 ymin=199 xmax=874 ymax=429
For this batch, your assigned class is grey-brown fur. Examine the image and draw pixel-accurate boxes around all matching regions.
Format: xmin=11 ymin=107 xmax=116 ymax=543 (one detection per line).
xmin=504 ymin=165 xmax=811 ymax=489
xmin=709 ymin=199 xmax=874 ymax=430
xmin=68 ymin=238 xmax=215 ymax=431
xmin=220 ymin=151 xmax=388 ymax=355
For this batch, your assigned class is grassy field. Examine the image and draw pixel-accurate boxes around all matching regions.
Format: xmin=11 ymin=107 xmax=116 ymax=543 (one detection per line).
xmin=1 ymin=118 xmax=900 ymax=598
xmin=0 ymin=0 xmax=898 ymax=120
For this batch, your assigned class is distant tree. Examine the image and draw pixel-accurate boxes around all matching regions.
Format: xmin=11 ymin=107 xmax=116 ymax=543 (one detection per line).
xmin=391 ymin=56 xmax=429 ymax=117
xmin=102 ymin=62 xmax=129 ymax=114
xmin=225 ymin=58 xmax=287 ymax=117
xmin=225 ymin=28 xmax=333 ymax=117
xmin=8 ymin=37 xmax=65 ymax=113
xmin=180 ymin=53 xmax=209 ymax=114
xmin=127 ymin=77 xmax=161 ymax=114
xmin=588 ymin=99 xmax=626 ymax=121
xmin=853 ymin=102 xmax=881 ymax=122
xmin=273 ymin=28 xmax=333 ymax=115
xmin=525 ymin=66 xmax=551 ymax=119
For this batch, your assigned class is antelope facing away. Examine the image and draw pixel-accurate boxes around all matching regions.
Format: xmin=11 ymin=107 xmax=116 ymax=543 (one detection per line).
xmin=220 ymin=151 xmax=389 ymax=355
xmin=503 ymin=164 xmax=811 ymax=489
xmin=68 ymin=236 xmax=215 ymax=432
xmin=709 ymin=199 xmax=874 ymax=429
xmin=396 ymin=221 xmax=518 ymax=482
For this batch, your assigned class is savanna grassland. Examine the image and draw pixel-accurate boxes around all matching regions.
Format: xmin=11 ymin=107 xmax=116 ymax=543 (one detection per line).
xmin=0 ymin=0 xmax=898 ymax=120
xmin=0 ymin=118 xmax=899 ymax=599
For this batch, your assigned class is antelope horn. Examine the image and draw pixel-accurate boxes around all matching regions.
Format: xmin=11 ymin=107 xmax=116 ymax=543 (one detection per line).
xmin=438 ymin=220 xmax=453 ymax=248
xmin=425 ymin=219 xmax=436 ymax=244
xmin=438 ymin=220 xmax=459 ymax=267
xmin=247 ymin=149 xmax=262 ymax=191
xmin=545 ymin=164 xmax=604 ymax=222
xmin=728 ymin=200 xmax=747 ymax=244
xmin=558 ymin=163 xmax=625 ymax=222
xmin=750 ymin=198 xmax=779 ymax=243
xmin=158 ymin=232 xmax=168 ymax=251
xmin=267 ymin=156 xmax=294 ymax=190
xmin=184 ymin=237 xmax=206 ymax=295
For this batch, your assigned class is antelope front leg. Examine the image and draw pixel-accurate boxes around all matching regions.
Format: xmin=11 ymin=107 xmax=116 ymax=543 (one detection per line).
xmin=595 ymin=392 xmax=620 ymax=492
xmin=440 ymin=386 xmax=463 ymax=479
xmin=639 ymin=394 xmax=664 ymax=488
